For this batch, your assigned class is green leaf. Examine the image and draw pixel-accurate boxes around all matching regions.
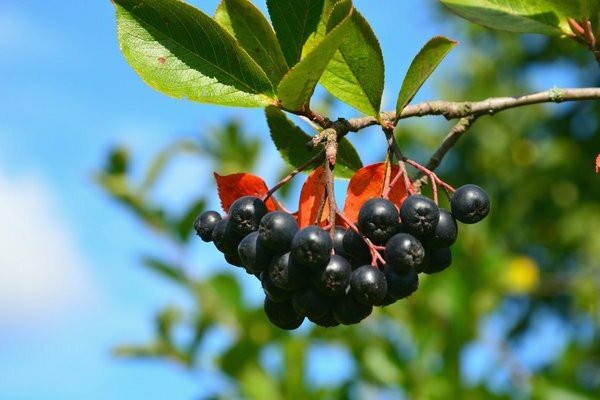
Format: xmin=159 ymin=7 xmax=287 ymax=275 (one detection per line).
xmin=174 ymin=198 xmax=206 ymax=242
xmin=267 ymin=0 xmax=325 ymax=67
xmin=320 ymin=10 xmax=384 ymax=117
xmin=214 ymin=0 xmax=289 ymax=86
xmin=141 ymin=256 xmax=188 ymax=286
xmin=439 ymin=0 xmax=593 ymax=36
xmin=277 ymin=8 xmax=353 ymax=110
xmin=114 ymin=0 xmax=275 ymax=107
xmin=265 ymin=106 xmax=362 ymax=179
xmin=395 ymin=36 xmax=458 ymax=119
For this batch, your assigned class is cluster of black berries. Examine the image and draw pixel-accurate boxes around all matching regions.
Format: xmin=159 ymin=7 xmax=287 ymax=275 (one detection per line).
xmin=194 ymin=184 xmax=490 ymax=330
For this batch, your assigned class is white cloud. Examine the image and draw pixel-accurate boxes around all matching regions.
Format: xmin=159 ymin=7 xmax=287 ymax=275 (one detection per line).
xmin=0 ymin=169 xmax=96 ymax=327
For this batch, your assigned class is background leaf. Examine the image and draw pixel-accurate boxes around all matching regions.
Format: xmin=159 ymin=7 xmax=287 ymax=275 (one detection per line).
xmin=320 ymin=10 xmax=385 ymax=117
xmin=265 ymin=106 xmax=362 ymax=179
xmin=214 ymin=172 xmax=277 ymax=212
xmin=343 ymin=163 xmax=407 ymax=222
xmin=439 ymin=0 xmax=591 ymax=36
xmin=396 ymin=36 xmax=457 ymax=118
xmin=214 ymin=0 xmax=289 ymax=86
xmin=267 ymin=0 xmax=325 ymax=67
xmin=114 ymin=0 xmax=274 ymax=107
xmin=297 ymin=167 xmax=328 ymax=227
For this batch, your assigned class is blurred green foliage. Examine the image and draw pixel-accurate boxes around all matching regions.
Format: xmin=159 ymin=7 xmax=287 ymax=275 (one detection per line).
xmin=97 ymin=8 xmax=600 ymax=400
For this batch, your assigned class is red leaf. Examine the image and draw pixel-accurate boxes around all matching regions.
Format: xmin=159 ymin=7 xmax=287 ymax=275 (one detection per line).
xmin=343 ymin=163 xmax=407 ymax=222
xmin=214 ymin=172 xmax=277 ymax=213
xmin=297 ymin=166 xmax=329 ymax=228
xmin=596 ymin=154 xmax=600 ymax=173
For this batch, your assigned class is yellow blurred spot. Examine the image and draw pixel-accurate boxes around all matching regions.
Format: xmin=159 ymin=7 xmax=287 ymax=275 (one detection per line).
xmin=511 ymin=139 xmax=537 ymax=167
xmin=502 ymin=256 xmax=540 ymax=294
xmin=551 ymin=181 xmax=579 ymax=209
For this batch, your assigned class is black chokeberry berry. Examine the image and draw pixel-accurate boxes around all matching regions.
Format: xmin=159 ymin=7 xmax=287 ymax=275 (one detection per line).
xmin=264 ymin=298 xmax=304 ymax=330
xmin=451 ymin=184 xmax=490 ymax=224
xmin=224 ymin=252 xmax=244 ymax=268
xmin=384 ymin=267 xmax=419 ymax=300
xmin=419 ymin=247 xmax=452 ymax=274
xmin=423 ymin=209 xmax=458 ymax=249
xmin=308 ymin=310 xmax=340 ymax=328
xmin=342 ymin=227 xmax=371 ymax=265
xmin=260 ymin=271 xmax=294 ymax=303
xmin=291 ymin=226 xmax=332 ymax=269
xmin=237 ymin=232 xmax=272 ymax=274
xmin=332 ymin=292 xmax=372 ymax=325
xmin=292 ymin=286 xmax=332 ymax=320
xmin=349 ymin=265 xmax=388 ymax=306
xmin=258 ymin=211 xmax=298 ymax=253
xmin=384 ymin=233 xmax=425 ymax=273
xmin=400 ymin=195 xmax=440 ymax=236
xmin=311 ymin=255 xmax=352 ymax=296
xmin=193 ymin=210 xmax=221 ymax=242
xmin=332 ymin=226 xmax=350 ymax=259
xmin=212 ymin=218 xmax=243 ymax=254
xmin=229 ymin=196 xmax=268 ymax=236
xmin=358 ymin=198 xmax=400 ymax=245
xmin=269 ymin=252 xmax=308 ymax=290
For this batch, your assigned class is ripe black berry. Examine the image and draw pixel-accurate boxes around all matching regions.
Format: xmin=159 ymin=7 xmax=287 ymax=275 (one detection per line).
xmin=264 ymin=298 xmax=304 ymax=330
xmin=260 ymin=271 xmax=293 ymax=303
xmin=292 ymin=286 xmax=332 ymax=320
xmin=229 ymin=196 xmax=268 ymax=235
xmin=350 ymin=265 xmax=388 ymax=306
xmin=400 ymin=195 xmax=440 ymax=236
xmin=308 ymin=310 xmax=340 ymax=328
xmin=423 ymin=209 xmax=458 ymax=249
xmin=332 ymin=226 xmax=350 ymax=258
xmin=212 ymin=218 xmax=243 ymax=254
xmin=311 ymin=255 xmax=352 ymax=296
xmin=332 ymin=292 xmax=372 ymax=325
xmin=419 ymin=247 xmax=452 ymax=274
xmin=342 ymin=227 xmax=371 ymax=265
xmin=451 ymin=184 xmax=490 ymax=224
xmin=237 ymin=232 xmax=272 ymax=274
xmin=291 ymin=226 xmax=332 ymax=269
xmin=258 ymin=211 xmax=298 ymax=253
xmin=269 ymin=252 xmax=308 ymax=290
xmin=358 ymin=198 xmax=400 ymax=245
xmin=384 ymin=267 xmax=419 ymax=300
xmin=384 ymin=233 xmax=425 ymax=273
xmin=224 ymin=252 xmax=244 ymax=268
xmin=193 ymin=210 xmax=221 ymax=242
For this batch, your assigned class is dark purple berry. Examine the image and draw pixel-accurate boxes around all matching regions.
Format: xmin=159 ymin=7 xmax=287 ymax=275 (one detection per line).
xmin=332 ymin=226 xmax=350 ymax=258
xmin=451 ymin=184 xmax=490 ymax=224
xmin=292 ymin=286 xmax=332 ymax=320
xmin=229 ymin=196 xmax=268 ymax=235
xmin=384 ymin=233 xmax=425 ymax=273
xmin=258 ymin=211 xmax=298 ymax=253
xmin=400 ymin=195 xmax=440 ymax=236
xmin=342 ymin=227 xmax=371 ymax=265
xmin=358 ymin=198 xmax=400 ymax=245
xmin=264 ymin=298 xmax=304 ymax=330
xmin=332 ymin=292 xmax=372 ymax=325
xmin=419 ymin=247 xmax=452 ymax=274
xmin=212 ymin=218 xmax=243 ymax=254
xmin=224 ymin=252 xmax=244 ymax=268
xmin=384 ymin=267 xmax=419 ymax=300
xmin=291 ymin=226 xmax=332 ymax=269
xmin=194 ymin=210 xmax=221 ymax=242
xmin=260 ymin=271 xmax=294 ymax=303
xmin=423 ymin=209 xmax=458 ymax=249
xmin=350 ymin=265 xmax=388 ymax=306
xmin=269 ymin=252 xmax=308 ymax=290
xmin=308 ymin=310 xmax=340 ymax=328
xmin=237 ymin=232 xmax=272 ymax=274
xmin=311 ymin=255 xmax=352 ymax=296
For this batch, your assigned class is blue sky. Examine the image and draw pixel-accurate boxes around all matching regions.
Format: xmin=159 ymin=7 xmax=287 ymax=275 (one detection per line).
xmin=0 ymin=1 xmax=573 ymax=399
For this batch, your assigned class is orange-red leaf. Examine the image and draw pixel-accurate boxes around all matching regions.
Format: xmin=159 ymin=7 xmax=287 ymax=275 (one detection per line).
xmin=297 ymin=166 xmax=329 ymax=228
xmin=343 ymin=163 xmax=407 ymax=222
xmin=214 ymin=172 xmax=277 ymax=213
xmin=596 ymin=154 xmax=600 ymax=173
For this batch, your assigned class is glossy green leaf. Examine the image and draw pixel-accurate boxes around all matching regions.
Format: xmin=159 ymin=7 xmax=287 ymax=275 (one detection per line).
xmin=320 ymin=10 xmax=384 ymax=117
xmin=277 ymin=8 xmax=353 ymax=110
xmin=396 ymin=36 xmax=457 ymax=119
xmin=267 ymin=0 xmax=325 ymax=67
xmin=265 ymin=106 xmax=362 ymax=179
xmin=214 ymin=0 xmax=289 ymax=86
xmin=439 ymin=0 xmax=593 ymax=36
xmin=141 ymin=257 xmax=188 ymax=286
xmin=114 ymin=0 xmax=275 ymax=107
